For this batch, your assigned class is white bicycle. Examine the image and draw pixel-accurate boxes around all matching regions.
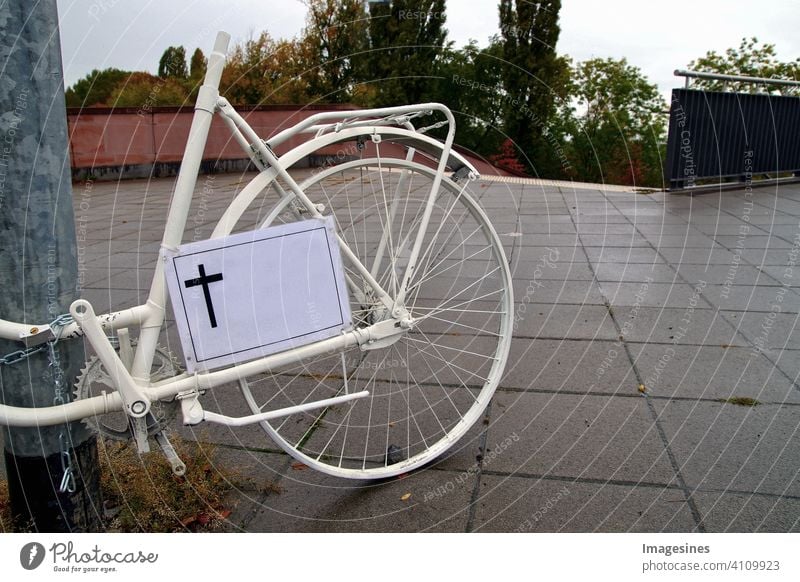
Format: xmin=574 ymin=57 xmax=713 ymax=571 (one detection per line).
xmin=0 ymin=32 xmax=513 ymax=480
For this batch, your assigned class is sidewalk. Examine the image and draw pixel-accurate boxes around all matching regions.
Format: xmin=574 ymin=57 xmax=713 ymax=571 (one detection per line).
xmin=61 ymin=172 xmax=800 ymax=532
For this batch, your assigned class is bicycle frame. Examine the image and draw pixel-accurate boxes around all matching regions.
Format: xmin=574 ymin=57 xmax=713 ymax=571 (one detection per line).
xmin=0 ymin=31 xmax=479 ymax=432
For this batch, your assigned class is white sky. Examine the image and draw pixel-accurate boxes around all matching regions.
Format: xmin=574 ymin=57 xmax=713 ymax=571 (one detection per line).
xmin=57 ymin=0 xmax=800 ymax=102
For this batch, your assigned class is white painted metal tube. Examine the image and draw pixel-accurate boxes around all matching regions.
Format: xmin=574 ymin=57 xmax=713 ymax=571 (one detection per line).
xmin=150 ymin=327 xmax=366 ymax=398
xmin=132 ymin=32 xmax=231 ymax=380
xmin=266 ymin=103 xmax=454 ymax=148
xmin=217 ymin=107 xmax=265 ymax=170
xmin=70 ymin=299 xmax=151 ymax=417
xmin=0 ymin=323 xmax=372 ymax=427
xmin=675 ymin=69 xmax=800 ymax=87
xmin=394 ymin=108 xmax=456 ymax=307
xmin=0 ymin=303 xmax=152 ymax=342
xmin=202 ymin=390 xmax=369 ymax=427
xmin=0 ymin=390 xmax=121 ymax=427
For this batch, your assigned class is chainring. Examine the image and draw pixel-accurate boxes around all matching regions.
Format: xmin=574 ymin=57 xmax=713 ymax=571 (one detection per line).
xmin=74 ymin=341 xmax=181 ymax=441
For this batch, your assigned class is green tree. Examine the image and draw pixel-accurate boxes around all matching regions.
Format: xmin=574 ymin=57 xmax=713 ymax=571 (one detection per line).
xmin=302 ymin=0 xmax=368 ymax=102
xmin=567 ymin=57 xmax=666 ymax=187
xmin=158 ymin=46 xmax=188 ymax=79
xmin=362 ymin=0 xmax=448 ymax=107
xmin=189 ymin=48 xmax=207 ymax=81
xmin=498 ymin=0 xmax=571 ymax=177
xmin=435 ymin=40 xmax=506 ymax=158
xmin=688 ymin=37 xmax=800 ymax=95
xmin=108 ymin=72 xmax=189 ymax=108
xmin=65 ymin=68 xmax=132 ymax=107
xmin=221 ymin=32 xmax=311 ymax=105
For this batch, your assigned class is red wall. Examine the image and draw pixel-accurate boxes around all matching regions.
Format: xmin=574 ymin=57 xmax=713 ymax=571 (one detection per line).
xmin=66 ymin=104 xmax=505 ymax=176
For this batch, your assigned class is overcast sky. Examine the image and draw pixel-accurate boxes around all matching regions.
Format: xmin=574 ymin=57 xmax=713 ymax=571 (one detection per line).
xmin=56 ymin=0 xmax=799 ymax=102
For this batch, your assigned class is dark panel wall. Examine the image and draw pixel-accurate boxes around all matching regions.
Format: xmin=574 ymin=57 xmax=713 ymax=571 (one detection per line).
xmin=665 ymin=89 xmax=800 ymax=188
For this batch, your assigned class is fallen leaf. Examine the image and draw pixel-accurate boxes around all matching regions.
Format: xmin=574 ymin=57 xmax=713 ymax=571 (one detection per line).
xmin=400 ymin=493 xmax=411 ymax=501
xmin=291 ymin=462 xmax=308 ymax=471
xmin=638 ymin=384 xmax=646 ymax=393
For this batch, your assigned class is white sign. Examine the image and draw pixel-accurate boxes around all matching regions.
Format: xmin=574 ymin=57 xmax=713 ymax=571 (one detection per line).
xmin=163 ymin=216 xmax=351 ymax=373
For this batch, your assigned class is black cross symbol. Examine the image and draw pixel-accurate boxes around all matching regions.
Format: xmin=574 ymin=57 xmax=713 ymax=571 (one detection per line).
xmin=184 ymin=264 xmax=223 ymax=328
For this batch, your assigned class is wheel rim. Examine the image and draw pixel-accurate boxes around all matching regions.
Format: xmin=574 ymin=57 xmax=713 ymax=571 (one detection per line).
xmin=226 ymin=156 xmax=513 ymax=478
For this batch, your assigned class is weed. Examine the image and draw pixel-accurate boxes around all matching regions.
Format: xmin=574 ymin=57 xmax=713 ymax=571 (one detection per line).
xmin=718 ymin=397 xmax=760 ymax=407
xmin=0 ymin=479 xmax=10 ymax=531
xmin=0 ymin=434 xmax=281 ymax=532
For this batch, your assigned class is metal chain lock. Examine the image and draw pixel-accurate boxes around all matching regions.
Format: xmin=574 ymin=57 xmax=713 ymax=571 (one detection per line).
xmin=0 ymin=313 xmax=77 ymax=493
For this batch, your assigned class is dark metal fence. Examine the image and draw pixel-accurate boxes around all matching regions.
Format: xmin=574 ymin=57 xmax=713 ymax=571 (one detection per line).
xmin=665 ymin=88 xmax=800 ymax=189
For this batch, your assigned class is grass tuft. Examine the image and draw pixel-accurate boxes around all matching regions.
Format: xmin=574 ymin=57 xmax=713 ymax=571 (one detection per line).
xmin=718 ymin=397 xmax=760 ymax=407
xmin=0 ymin=434 xmax=281 ymax=532
xmin=0 ymin=479 xmax=11 ymax=532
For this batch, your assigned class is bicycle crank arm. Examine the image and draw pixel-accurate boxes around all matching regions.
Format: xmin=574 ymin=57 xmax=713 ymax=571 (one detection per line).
xmin=178 ymin=389 xmax=369 ymax=427
xmin=70 ymin=299 xmax=152 ymax=418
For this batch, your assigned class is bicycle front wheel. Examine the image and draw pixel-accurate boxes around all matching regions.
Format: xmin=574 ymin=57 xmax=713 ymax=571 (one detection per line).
xmin=238 ymin=156 xmax=513 ymax=479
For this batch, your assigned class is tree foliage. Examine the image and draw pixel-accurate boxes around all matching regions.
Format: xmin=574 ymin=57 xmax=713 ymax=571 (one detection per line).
xmin=361 ymin=0 xmax=449 ymax=107
xmin=435 ymin=40 xmax=506 ymax=157
xmin=688 ymin=37 xmax=800 ymax=95
xmin=301 ymin=0 xmax=368 ymax=102
xmin=220 ymin=32 xmax=311 ymax=105
xmin=158 ymin=46 xmax=188 ymax=79
xmin=107 ymin=72 xmax=189 ymax=109
xmin=498 ymin=0 xmax=571 ymax=177
xmin=566 ymin=57 xmax=666 ymax=187
xmin=65 ymin=68 xmax=133 ymax=107
xmin=189 ymin=48 xmax=207 ymax=81
xmin=490 ymin=138 xmax=527 ymax=175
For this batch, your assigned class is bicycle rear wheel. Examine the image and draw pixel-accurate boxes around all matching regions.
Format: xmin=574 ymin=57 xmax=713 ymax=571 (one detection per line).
xmin=227 ymin=155 xmax=513 ymax=479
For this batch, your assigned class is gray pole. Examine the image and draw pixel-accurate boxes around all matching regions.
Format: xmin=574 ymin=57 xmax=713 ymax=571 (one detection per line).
xmin=0 ymin=0 xmax=102 ymax=531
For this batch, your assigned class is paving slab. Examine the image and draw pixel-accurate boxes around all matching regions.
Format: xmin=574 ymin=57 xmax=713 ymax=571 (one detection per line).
xmin=235 ymin=449 xmax=473 ymax=532
xmin=653 ymin=400 xmax=800 ymax=497
xmin=657 ymin=247 xmax=739 ymax=265
xmin=471 ymin=475 xmax=697 ymax=532
xmin=512 ymin=304 xmax=618 ymax=341
xmin=484 ymin=391 xmax=676 ymax=485
xmin=502 ymin=338 xmax=640 ymax=394
xmin=578 ymin=234 xmax=652 ymax=247
xmin=692 ymin=492 xmax=800 ymax=532
xmin=723 ymin=311 xmax=800 ymax=351
xmin=701 ymin=284 xmax=800 ymax=313
xmin=593 ymin=263 xmax=679 ymax=283
xmin=512 ymin=279 xmax=606 ymax=305
xmin=584 ymin=247 xmax=664 ymax=263
xmin=599 ymin=282 xmax=704 ymax=309
xmin=618 ymin=307 xmax=742 ymax=347
xmin=630 ymin=344 xmax=800 ymax=403
xmin=510 ymin=260 xmax=594 ymax=282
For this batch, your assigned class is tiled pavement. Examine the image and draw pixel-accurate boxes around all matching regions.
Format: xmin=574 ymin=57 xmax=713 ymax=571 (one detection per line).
xmin=11 ymin=171 xmax=800 ymax=532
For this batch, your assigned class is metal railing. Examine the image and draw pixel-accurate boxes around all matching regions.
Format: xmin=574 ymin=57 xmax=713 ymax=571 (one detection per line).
xmin=675 ymin=69 xmax=800 ymax=90
xmin=664 ymin=72 xmax=800 ymax=190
